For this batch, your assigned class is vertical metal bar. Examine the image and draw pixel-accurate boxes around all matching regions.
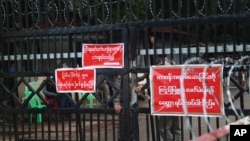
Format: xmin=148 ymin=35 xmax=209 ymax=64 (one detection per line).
xmin=116 ymin=0 xmax=121 ymax=22
xmin=45 ymin=0 xmax=49 ymax=28
xmin=90 ymin=113 xmax=93 ymax=141
xmin=213 ymin=0 xmax=218 ymax=15
xmin=55 ymin=112 xmax=59 ymax=141
xmin=128 ymin=0 xmax=132 ymax=21
xmin=145 ymin=114 xmax=150 ymax=140
xmin=28 ymin=110 xmax=32 ymax=140
xmin=12 ymin=38 xmax=18 ymax=100
xmin=67 ymin=34 xmax=72 ymax=67
xmin=169 ymin=27 xmax=174 ymax=63
xmin=206 ymin=117 xmax=211 ymax=132
xmin=69 ymin=114 xmax=73 ymax=141
xmin=161 ymin=0 xmax=165 ymax=19
xmin=0 ymin=0 xmax=2 ymax=31
xmin=33 ymin=35 xmax=37 ymax=73
xmin=180 ymin=116 xmax=184 ymax=141
xmin=59 ymin=0 xmax=62 ymax=27
xmin=97 ymin=112 xmax=101 ymax=141
xmin=53 ymin=34 xmax=56 ymax=67
xmin=109 ymin=0 xmax=113 ymax=23
xmin=72 ymin=0 xmax=76 ymax=26
xmin=195 ymin=0 xmax=200 ymax=58
xmin=169 ymin=0 xmax=173 ymax=18
xmin=12 ymin=111 xmax=19 ymax=141
xmin=79 ymin=0 xmax=83 ymax=26
xmin=177 ymin=0 xmax=182 ymax=64
xmin=131 ymin=105 xmax=139 ymax=141
xmin=87 ymin=0 xmax=91 ymax=25
xmin=83 ymin=112 xmax=87 ymax=140
xmin=186 ymin=0 xmax=191 ymax=61
xmin=20 ymin=113 xmax=25 ymax=140
xmin=24 ymin=0 xmax=29 ymax=29
xmin=41 ymin=112 xmax=45 ymax=141
xmin=213 ymin=23 xmax=218 ymax=59
xmin=232 ymin=21 xmax=238 ymax=55
xmin=11 ymin=0 xmax=15 ymax=30
xmin=242 ymin=22 xmax=247 ymax=54
xmin=39 ymin=35 xmax=43 ymax=71
xmin=204 ymin=0 xmax=209 ymax=63
xmin=51 ymin=0 xmax=56 ymax=28
xmin=144 ymin=0 xmax=148 ymax=20
xmin=31 ymin=0 xmax=35 ymax=29
xmin=129 ymin=26 xmax=137 ymax=61
xmin=155 ymin=116 xmax=160 ymax=141
xmin=124 ymin=0 xmax=128 ymax=22
xmin=152 ymin=0 xmax=156 ymax=20
xmin=150 ymin=113 xmax=156 ymax=141
xmin=136 ymin=0 xmax=139 ymax=19
xmin=216 ymin=117 xmax=220 ymax=136
xmin=112 ymin=113 xmax=116 ymax=141
xmin=198 ymin=117 xmax=201 ymax=136
xmin=27 ymin=35 xmax=31 ymax=73
xmin=5 ymin=1 xmax=9 ymax=30
xmin=188 ymin=117 xmax=193 ymax=140
xmin=76 ymin=112 xmax=84 ymax=141
xmin=37 ymin=0 xmax=41 ymax=29
xmin=143 ymin=28 xmax=150 ymax=66
xmin=104 ymin=112 xmax=108 ymax=141
xmin=34 ymin=113 xmax=38 ymax=140
xmin=59 ymin=33 xmax=63 ymax=60
xmin=94 ymin=0 xmax=98 ymax=25
xmin=222 ymin=23 xmax=227 ymax=60
xmin=119 ymin=27 xmax=131 ymax=141
xmin=101 ymin=0 xmax=105 ymax=23
xmin=62 ymin=117 xmax=65 ymax=141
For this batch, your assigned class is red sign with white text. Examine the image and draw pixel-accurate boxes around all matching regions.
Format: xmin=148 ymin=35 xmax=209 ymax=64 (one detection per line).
xmin=82 ymin=43 xmax=124 ymax=68
xmin=55 ymin=68 xmax=96 ymax=93
xmin=150 ymin=64 xmax=224 ymax=116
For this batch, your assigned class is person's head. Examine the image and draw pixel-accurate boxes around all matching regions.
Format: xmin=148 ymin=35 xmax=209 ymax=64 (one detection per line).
xmin=47 ymin=76 xmax=55 ymax=87
xmin=155 ymin=45 xmax=167 ymax=63
xmin=146 ymin=27 xmax=155 ymax=47
xmin=50 ymin=75 xmax=55 ymax=81
xmin=156 ymin=54 xmax=166 ymax=64
xmin=57 ymin=59 xmax=62 ymax=65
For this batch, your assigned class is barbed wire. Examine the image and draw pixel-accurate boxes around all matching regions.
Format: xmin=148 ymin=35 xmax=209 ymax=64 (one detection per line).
xmin=0 ymin=0 xmax=249 ymax=30
xmin=217 ymin=0 xmax=234 ymax=14
xmin=193 ymin=0 xmax=206 ymax=16
xmin=182 ymin=55 xmax=250 ymax=140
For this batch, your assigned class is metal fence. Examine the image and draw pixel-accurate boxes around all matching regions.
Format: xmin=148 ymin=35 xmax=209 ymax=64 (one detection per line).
xmin=1 ymin=0 xmax=250 ymax=141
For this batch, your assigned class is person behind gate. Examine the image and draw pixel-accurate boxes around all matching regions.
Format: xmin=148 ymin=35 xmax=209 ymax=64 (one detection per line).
xmin=135 ymin=46 xmax=181 ymax=141
xmin=42 ymin=77 xmax=71 ymax=109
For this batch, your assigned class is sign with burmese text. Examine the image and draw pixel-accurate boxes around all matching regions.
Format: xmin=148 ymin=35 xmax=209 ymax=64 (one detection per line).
xmin=150 ymin=64 xmax=223 ymax=116
xmin=82 ymin=43 xmax=124 ymax=68
xmin=55 ymin=68 xmax=96 ymax=93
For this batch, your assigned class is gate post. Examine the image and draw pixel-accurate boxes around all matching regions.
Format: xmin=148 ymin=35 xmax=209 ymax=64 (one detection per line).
xmin=119 ymin=28 xmax=131 ymax=141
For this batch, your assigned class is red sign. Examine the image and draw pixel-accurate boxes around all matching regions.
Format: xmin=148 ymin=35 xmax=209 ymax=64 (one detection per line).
xmin=55 ymin=68 xmax=96 ymax=93
xmin=150 ymin=64 xmax=224 ymax=116
xmin=82 ymin=43 xmax=124 ymax=68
